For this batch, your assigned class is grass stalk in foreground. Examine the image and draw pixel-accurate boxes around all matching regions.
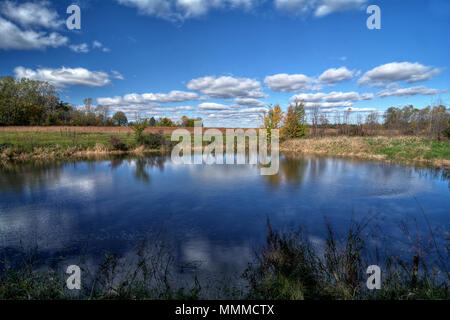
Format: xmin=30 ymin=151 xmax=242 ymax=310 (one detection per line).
xmin=1 ymin=218 xmax=448 ymax=300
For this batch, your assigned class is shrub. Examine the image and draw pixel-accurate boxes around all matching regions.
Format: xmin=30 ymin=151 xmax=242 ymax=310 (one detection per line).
xmin=109 ymin=136 xmax=127 ymax=151
xmin=137 ymin=133 xmax=164 ymax=149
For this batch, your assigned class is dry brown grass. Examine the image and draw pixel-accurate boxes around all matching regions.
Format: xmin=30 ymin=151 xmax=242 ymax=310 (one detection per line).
xmin=281 ymin=136 xmax=450 ymax=168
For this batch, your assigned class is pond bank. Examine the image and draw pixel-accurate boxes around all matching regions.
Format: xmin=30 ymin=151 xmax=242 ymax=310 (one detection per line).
xmin=281 ymin=136 xmax=450 ymax=169
xmin=1 ymin=132 xmax=449 ymax=168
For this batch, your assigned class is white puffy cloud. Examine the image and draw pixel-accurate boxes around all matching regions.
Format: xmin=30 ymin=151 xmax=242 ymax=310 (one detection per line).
xmin=117 ymin=0 xmax=369 ymax=22
xmin=235 ymin=97 xmax=265 ymax=107
xmin=291 ymin=91 xmax=373 ymax=103
xmin=318 ymin=67 xmax=355 ymax=84
xmin=0 ymin=17 xmax=68 ymax=50
xmin=69 ymin=43 xmax=89 ymax=53
xmin=97 ymin=96 xmax=124 ymax=106
xmin=198 ymin=103 xmax=268 ymax=127
xmin=303 ymin=101 xmax=354 ymax=108
xmin=314 ymin=0 xmax=368 ymax=17
xmin=117 ymin=0 xmax=257 ymax=22
xmin=290 ymin=91 xmax=373 ymax=109
xmin=98 ymin=91 xmax=201 ymax=106
xmin=187 ymin=76 xmax=265 ymax=99
xmin=142 ymin=91 xmax=201 ymax=103
xmin=358 ymin=62 xmax=442 ymax=87
xmin=377 ymin=86 xmax=448 ymax=98
xmin=14 ymin=66 xmax=112 ymax=88
xmin=264 ymin=73 xmax=316 ymax=92
xmin=0 ymin=0 xmax=64 ymax=29
xmin=274 ymin=0 xmax=368 ymax=17
xmin=0 ymin=2 xmax=109 ymax=52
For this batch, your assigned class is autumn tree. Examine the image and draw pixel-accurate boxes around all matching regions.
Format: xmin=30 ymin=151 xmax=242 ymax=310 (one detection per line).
xmin=261 ymin=104 xmax=284 ymax=139
xmin=157 ymin=117 xmax=175 ymax=127
xmin=281 ymin=101 xmax=307 ymax=139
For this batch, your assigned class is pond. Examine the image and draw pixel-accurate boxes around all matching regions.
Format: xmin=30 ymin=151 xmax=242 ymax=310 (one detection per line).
xmin=0 ymin=154 xmax=449 ymax=284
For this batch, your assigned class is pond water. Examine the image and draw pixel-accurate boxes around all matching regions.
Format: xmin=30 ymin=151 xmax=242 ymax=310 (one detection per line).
xmin=0 ymin=154 xmax=449 ymax=282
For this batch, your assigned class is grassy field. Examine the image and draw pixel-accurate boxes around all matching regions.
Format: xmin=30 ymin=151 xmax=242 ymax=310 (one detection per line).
xmin=0 ymin=131 xmax=171 ymax=162
xmin=0 ymin=131 xmax=137 ymax=150
xmin=281 ymin=136 xmax=450 ymax=168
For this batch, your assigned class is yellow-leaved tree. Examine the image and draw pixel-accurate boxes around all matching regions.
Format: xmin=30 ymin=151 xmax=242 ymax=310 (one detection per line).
xmin=281 ymin=101 xmax=307 ymax=139
xmin=261 ymin=104 xmax=284 ymax=139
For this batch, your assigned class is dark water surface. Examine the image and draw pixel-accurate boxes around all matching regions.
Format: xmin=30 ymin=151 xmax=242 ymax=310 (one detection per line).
xmin=0 ymin=154 xmax=449 ymax=280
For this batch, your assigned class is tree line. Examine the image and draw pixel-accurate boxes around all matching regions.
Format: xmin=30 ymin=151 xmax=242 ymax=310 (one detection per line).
xmin=262 ymin=102 xmax=449 ymax=140
xmin=0 ymin=76 xmax=200 ymax=128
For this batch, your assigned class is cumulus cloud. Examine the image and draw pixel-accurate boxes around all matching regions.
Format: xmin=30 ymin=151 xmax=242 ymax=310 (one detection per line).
xmin=187 ymin=76 xmax=265 ymax=99
xmin=264 ymin=73 xmax=316 ymax=92
xmin=303 ymin=101 xmax=354 ymax=108
xmin=97 ymin=96 xmax=124 ymax=106
xmin=314 ymin=0 xmax=368 ymax=17
xmin=0 ymin=2 xmax=109 ymax=52
xmin=274 ymin=0 xmax=368 ymax=17
xmin=358 ymin=62 xmax=442 ymax=87
xmin=198 ymin=103 xmax=268 ymax=127
xmin=117 ymin=0 xmax=257 ymax=22
xmin=377 ymin=86 xmax=448 ymax=98
xmin=0 ymin=0 xmax=64 ymax=29
xmin=314 ymin=106 xmax=377 ymax=113
xmin=318 ymin=67 xmax=355 ymax=84
xmin=14 ymin=66 xmax=112 ymax=88
xmin=114 ymin=0 xmax=369 ymax=22
xmin=0 ymin=17 xmax=68 ymax=50
xmin=235 ymin=97 xmax=265 ymax=107
xmin=291 ymin=91 xmax=373 ymax=103
xmin=290 ymin=91 xmax=373 ymax=109
xmin=98 ymin=91 xmax=201 ymax=106
xmin=142 ymin=91 xmax=201 ymax=103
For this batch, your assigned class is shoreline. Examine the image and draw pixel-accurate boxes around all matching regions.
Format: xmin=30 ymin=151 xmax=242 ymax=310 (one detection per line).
xmin=280 ymin=136 xmax=450 ymax=169
xmin=1 ymin=133 xmax=449 ymax=169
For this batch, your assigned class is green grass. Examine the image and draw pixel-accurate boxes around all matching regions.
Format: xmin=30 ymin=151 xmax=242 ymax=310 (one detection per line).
xmin=0 ymin=131 xmax=137 ymax=151
xmin=365 ymin=137 xmax=450 ymax=161
xmin=0 ymin=131 xmax=175 ymax=162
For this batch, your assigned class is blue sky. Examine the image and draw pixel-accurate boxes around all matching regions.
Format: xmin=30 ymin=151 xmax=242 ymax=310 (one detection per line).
xmin=0 ymin=0 xmax=449 ymax=127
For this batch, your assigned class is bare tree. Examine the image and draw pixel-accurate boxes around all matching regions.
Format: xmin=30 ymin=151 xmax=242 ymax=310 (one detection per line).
xmin=365 ymin=112 xmax=379 ymax=135
xmin=310 ymin=105 xmax=320 ymax=137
